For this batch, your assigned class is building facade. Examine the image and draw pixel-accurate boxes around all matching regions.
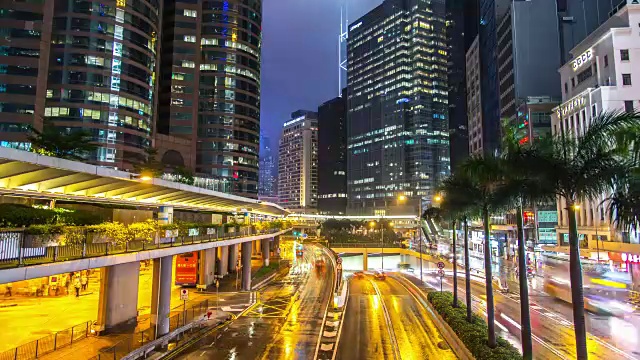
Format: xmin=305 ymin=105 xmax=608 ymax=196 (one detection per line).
xmin=466 ymin=36 xmax=483 ymax=156
xmin=557 ymin=0 xmax=624 ymax=65
xmin=258 ymin=135 xmax=277 ymax=197
xmin=346 ymin=0 xmax=449 ymax=216
xmin=157 ymin=0 xmax=262 ymax=198
xmin=497 ymin=0 xmax=562 ymax=124
xmin=0 ymin=0 xmax=159 ymax=170
xmin=0 ymin=0 xmax=262 ymax=195
xmin=551 ymin=2 xmax=640 ymax=257
xmin=277 ymin=110 xmax=318 ymax=212
xmin=318 ymin=92 xmax=347 ymax=215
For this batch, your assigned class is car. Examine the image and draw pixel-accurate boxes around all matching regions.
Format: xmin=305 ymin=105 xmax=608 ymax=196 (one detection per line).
xmin=353 ymin=271 xmax=364 ymax=279
xmin=374 ymin=271 xmax=386 ymax=280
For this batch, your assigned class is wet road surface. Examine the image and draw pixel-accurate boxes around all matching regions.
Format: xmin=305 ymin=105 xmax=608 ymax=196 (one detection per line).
xmin=174 ymin=243 xmax=334 ymax=360
xmin=337 ymin=274 xmax=457 ymax=360
xmin=421 ymin=271 xmax=640 ymax=359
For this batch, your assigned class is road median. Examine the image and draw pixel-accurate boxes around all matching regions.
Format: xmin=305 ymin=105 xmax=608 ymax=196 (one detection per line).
xmin=427 ymin=291 xmax=520 ymax=360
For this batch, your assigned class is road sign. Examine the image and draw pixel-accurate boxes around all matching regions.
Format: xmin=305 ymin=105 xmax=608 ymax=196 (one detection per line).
xmin=337 ymin=263 xmax=342 ymax=270
xmin=180 ymin=289 xmax=189 ymax=301
xmin=437 ymin=269 xmax=445 ymax=277
xmin=437 ymin=261 xmax=445 ymax=269
xmin=302 ymin=233 xmax=308 ymax=238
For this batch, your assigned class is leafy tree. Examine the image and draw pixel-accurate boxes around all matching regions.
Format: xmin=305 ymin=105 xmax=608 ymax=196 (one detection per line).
xmin=173 ymin=166 xmax=195 ymax=185
xmin=525 ymin=111 xmax=640 ymax=359
xmin=134 ymin=146 xmax=163 ymax=178
xmin=28 ymin=119 xmax=97 ymax=161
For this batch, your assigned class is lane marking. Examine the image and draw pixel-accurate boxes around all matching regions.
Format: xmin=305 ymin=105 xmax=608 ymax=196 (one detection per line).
xmin=370 ymin=278 xmax=401 ymax=360
xmin=330 ymin=282 xmax=349 ymax=360
xmin=313 ymin=244 xmax=339 ymax=360
xmin=415 ymin=273 xmax=567 ymax=359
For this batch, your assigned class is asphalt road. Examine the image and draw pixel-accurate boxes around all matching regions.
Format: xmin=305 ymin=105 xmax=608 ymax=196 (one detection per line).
xmin=336 ymin=274 xmax=457 ymax=360
xmin=423 ymin=272 xmax=640 ymax=359
xmin=174 ymin=243 xmax=334 ymax=360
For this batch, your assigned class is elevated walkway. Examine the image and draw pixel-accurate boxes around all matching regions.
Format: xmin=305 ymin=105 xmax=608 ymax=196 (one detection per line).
xmin=0 ymin=229 xmax=290 ymax=283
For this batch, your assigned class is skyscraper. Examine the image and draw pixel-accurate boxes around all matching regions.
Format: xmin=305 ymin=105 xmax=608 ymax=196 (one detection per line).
xmin=259 ymin=135 xmax=277 ymax=198
xmin=157 ymin=0 xmax=262 ymax=198
xmin=0 ymin=0 xmax=159 ymax=169
xmin=346 ymin=0 xmax=449 ymax=216
xmin=318 ymin=90 xmax=347 ymax=215
xmin=278 ymin=110 xmax=318 ymax=212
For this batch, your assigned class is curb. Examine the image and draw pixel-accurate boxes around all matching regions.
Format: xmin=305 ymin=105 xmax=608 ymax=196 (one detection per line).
xmin=393 ymin=274 xmax=474 ymax=360
xmin=0 ymin=303 xmax=17 ymax=308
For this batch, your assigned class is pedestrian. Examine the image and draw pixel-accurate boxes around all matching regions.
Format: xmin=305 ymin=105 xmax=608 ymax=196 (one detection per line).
xmin=65 ymin=276 xmax=70 ymax=295
xmin=73 ymin=277 xmax=81 ymax=298
xmin=81 ymin=274 xmax=88 ymax=291
xmin=5 ymin=283 xmax=12 ymax=297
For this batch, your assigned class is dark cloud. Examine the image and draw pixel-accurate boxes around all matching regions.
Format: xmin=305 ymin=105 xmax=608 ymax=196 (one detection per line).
xmin=261 ymin=0 xmax=382 ymax=149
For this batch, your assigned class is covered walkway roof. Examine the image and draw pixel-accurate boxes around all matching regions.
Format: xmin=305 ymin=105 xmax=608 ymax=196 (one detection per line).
xmin=0 ymin=148 xmax=287 ymax=216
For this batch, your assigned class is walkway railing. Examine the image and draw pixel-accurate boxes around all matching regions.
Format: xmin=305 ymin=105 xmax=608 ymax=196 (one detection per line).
xmin=93 ymin=300 xmax=210 ymax=360
xmin=0 ymin=321 xmax=92 ymax=360
xmin=0 ymin=228 xmax=286 ymax=270
xmin=329 ymin=243 xmax=402 ymax=248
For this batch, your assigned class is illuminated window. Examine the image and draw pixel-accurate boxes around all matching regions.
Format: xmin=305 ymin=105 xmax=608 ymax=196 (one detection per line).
xmin=116 ymin=0 xmax=125 ymax=7
xmin=183 ymin=35 xmax=196 ymax=43
xmin=181 ymin=60 xmax=195 ymax=68
xmin=183 ymin=9 xmax=197 ymax=17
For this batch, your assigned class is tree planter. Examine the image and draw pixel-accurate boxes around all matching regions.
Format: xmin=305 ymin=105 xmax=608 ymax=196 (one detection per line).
xmin=23 ymin=234 xmax=63 ymax=248
xmin=89 ymin=233 xmax=110 ymax=244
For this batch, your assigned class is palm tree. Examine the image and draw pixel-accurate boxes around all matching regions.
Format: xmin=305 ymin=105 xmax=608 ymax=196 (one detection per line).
xmin=423 ymin=205 xmax=460 ymax=307
xmin=497 ymin=127 xmax=555 ymax=360
xmin=442 ymin=159 xmax=504 ymax=347
xmin=526 ymin=111 xmax=640 ymax=359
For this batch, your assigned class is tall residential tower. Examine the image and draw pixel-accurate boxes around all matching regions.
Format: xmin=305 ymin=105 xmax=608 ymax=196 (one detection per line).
xmin=346 ymin=0 xmax=449 ymax=215
xmin=277 ymin=110 xmax=318 ymax=212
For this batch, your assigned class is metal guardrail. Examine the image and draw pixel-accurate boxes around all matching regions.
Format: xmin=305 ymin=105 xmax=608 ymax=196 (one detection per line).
xmin=329 ymin=243 xmax=402 ymax=248
xmin=0 ymin=229 xmax=284 ymax=269
xmin=93 ymin=300 xmax=210 ymax=360
xmin=0 ymin=321 xmax=92 ymax=360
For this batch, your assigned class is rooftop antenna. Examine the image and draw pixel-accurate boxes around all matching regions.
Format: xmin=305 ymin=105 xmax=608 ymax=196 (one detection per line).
xmin=338 ymin=0 xmax=348 ymax=96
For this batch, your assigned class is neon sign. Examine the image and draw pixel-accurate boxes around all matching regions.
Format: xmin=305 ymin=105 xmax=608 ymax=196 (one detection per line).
xmin=571 ymin=49 xmax=593 ymax=71
xmin=621 ymin=253 xmax=640 ymax=263
xmin=350 ymin=21 xmax=363 ymax=32
xmin=556 ymin=96 xmax=586 ymax=118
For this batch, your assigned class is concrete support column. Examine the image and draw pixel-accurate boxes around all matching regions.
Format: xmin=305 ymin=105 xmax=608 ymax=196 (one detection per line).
xmin=151 ymin=255 xmax=173 ymax=337
xmin=262 ymin=239 xmax=270 ymax=267
xmin=219 ymin=246 xmax=229 ymax=277
xmin=252 ymin=240 xmax=259 ymax=255
xmin=241 ymin=241 xmax=252 ymax=291
xmin=363 ymin=249 xmax=368 ymax=271
xmin=96 ymin=262 xmax=140 ymax=332
xmin=228 ymin=244 xmax=238 ymax=273
xmin=199 ymin=248 xmax=216 ymax=286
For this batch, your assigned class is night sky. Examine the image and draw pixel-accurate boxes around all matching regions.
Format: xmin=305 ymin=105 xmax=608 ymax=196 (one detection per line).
xmin=260 ymin=0 xmax=382 ymax=153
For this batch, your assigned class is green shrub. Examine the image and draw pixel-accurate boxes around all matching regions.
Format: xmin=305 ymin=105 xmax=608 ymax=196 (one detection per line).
xmin=0 ymin=204 xmax=57 ymax=227
xmin=24 ymin=224 xmax=65 ymax=235
xmin=428 ymin=291 xmax=520 ymax=360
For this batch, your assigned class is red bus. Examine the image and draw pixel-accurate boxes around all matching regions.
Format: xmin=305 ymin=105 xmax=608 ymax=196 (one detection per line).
xmin=175 ymin=251 xmax=198 ymax=286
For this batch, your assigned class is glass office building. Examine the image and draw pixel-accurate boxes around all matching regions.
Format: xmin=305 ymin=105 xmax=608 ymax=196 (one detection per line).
xmin=346 ymin=0 xmax=449 ymax=215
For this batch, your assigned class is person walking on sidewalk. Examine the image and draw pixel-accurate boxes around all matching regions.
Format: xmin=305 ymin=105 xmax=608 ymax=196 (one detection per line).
xmin=73 ymin=277 xmax=81 ymax=298
xmin=81 ymin=274 xmax=88 ymax=291
xmin=5 ymin=283 xmax=12 ymax=297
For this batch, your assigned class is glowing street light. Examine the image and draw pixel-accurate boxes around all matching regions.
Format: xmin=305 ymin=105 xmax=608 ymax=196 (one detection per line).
xmin=397 ymin=195 xmax=407 ymax=202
